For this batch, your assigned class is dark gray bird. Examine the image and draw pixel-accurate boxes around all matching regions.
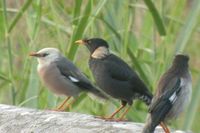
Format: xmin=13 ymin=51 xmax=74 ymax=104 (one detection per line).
xmin=142 ymin=54 xmax=192 ymax=133
xmin=75 ymin=38 xmax=153 ymax=120
xmin=30 ymin=47 xmax=107 ymax=111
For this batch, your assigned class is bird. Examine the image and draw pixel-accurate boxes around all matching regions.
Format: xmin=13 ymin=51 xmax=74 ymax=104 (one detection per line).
xmin=75 ymin=38 xmax=153 ymax=120
xmin=29 ymin=47 xmax=107 ymax=111
xmin=142 ymin=54 xmax=192 ymax=133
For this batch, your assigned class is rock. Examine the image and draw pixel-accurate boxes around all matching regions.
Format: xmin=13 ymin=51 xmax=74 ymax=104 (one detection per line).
xmin=0 ymin=104 xmax=189 ymax=133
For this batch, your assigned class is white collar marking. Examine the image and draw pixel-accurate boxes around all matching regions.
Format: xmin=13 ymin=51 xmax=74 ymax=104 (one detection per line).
xmin=91 ymin=46 xmax=110 ymax=59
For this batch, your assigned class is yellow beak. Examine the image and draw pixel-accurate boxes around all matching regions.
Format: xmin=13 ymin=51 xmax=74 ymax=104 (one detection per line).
xmin=75 ymin=40 xmax=86 ymax=45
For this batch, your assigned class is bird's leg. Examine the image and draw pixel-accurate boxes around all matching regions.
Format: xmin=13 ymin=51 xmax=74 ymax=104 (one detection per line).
xmin=101 ymin=101 xmax=127 ymax=120
xmin=103 ymin=101 xmax=127 ymax=120
xmin=107 ymin=104 xmax=126 ymax=119
xmin=160 ymin=122 xmax=170 ymax=133
xmin=55 ymin=96 xmax=71 ymax=111
xmin=64 ymin=98 xmax=77 ymax=110
xmin=116 ymin=106 xmax=131 ymax=121
xmin=95 ymin=104 xmax=126 ymax=120
xmin=95 ymin=101 xmax=127 ymax=120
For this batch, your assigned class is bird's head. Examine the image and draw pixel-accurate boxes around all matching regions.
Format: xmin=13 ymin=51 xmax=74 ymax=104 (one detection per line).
xmin=29 ymin=48 xmax=61 ymax=64
xmin=75 ymin=38 xmax=110 ymax=59
xmin=173 ymin=54 xmax=189 ymax=67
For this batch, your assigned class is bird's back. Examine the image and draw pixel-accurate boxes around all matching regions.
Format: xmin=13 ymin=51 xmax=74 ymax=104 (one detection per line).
xmin=89 ymin=54 xmax=152 ymax=105
xmin=163 ymin=71 xmax=192 ymax=120
xmin=143 ymin=65 xmax=192 ymax=133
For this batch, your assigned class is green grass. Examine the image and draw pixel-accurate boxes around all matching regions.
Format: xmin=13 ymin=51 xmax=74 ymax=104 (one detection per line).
xmin=0 ymin=0 xmax=200 ymax=132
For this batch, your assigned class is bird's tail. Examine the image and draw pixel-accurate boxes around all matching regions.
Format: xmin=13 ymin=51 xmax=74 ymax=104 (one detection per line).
xmin=88 ymin=87 xmax=109 ymax=100
xmin=138 ymin=92 xmax=153 ymax=105
xmin=142 ymin=114 xmax=156 ymax=133
xmin=77 ymin=80 xmax=108 ymax=100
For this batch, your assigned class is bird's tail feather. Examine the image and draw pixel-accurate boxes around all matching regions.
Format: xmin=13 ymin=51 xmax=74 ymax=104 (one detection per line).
xmin=88 ymin=88 xmax=109 ymax=100
xmin=142 ymin=114 xmax=156 ymax=133
xmin=138 ymin=94 xmax=152 ymax=105
xmin=78 ymin=81 xmax=109 ymax=100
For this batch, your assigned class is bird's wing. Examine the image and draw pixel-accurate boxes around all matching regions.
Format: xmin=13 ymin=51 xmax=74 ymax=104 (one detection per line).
xmin=104 ymin=54 xmax=152 ymax=98
xmin=148 ymin=78 xmax=182 ymax=113
xmin=104 ymin=54 xmax=139 ymax=81
xmin=102 ymin=55 xmax=152 ymax=104
xmin=55 ymin=57 xmax=95 ymax=90
xmin=107 ymin=54 xmax=138 ymax=80
xmin=56 ymin=57 xmax=108 ymax=99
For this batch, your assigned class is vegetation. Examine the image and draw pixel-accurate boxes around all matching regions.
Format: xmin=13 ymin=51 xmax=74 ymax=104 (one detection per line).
xmin=0 ymin=0 xmax=200 ymax=132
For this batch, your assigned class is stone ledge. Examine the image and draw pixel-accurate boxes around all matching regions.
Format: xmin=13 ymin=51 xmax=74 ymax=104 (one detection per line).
xmin=0 ymin=104 xmax=189 ymax=133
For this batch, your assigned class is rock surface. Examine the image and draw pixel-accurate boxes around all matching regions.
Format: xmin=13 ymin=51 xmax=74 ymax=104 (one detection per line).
xmin=0 ymin=104 xmax=189 ymax=133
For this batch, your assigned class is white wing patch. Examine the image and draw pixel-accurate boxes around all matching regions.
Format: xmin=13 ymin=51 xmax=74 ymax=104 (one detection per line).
xmin=180 ymin=77 xmax=184 ymax=86
xmin=169 ymin=78 xmax=183 ymax=104
xmin=169 ymin=92 xmax=177 ymax=103
xmin=69 ymin=76 xmax=79 ymax=82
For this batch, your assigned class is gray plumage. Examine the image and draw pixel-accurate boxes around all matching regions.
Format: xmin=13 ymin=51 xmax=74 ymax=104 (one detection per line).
xmin=142 ymin=54 xmax=192 ymax=133
xmin=31 ymin=48 xmax=107 ymax=99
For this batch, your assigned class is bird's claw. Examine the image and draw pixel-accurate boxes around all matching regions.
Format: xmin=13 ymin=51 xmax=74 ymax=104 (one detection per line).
xmin=45 ymin=108 xmax=66 ymax=112
xmin=94 ymin=116 xmax=114 ymax=121
xmin=94 ymin=116 xmax=128 ymax=122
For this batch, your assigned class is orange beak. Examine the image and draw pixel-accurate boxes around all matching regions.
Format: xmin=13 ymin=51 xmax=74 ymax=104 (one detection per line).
xmin=29 ymin=52 xmax=41 ymax=57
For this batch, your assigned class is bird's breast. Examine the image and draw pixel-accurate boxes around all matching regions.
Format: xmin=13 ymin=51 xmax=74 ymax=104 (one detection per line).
xmin=166 ymin=77 xmax=192 ymax=119
xmin=37 ymin=63 xmax=80 ymax=96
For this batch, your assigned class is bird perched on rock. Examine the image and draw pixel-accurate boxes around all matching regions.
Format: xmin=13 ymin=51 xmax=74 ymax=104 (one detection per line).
xmin=142 ymin=54 xmax=192 ymax=133
xmin=30 ymin=48 xmax=107 ymax=111
xmin=75 ymin=38 xmax=153 ymax=120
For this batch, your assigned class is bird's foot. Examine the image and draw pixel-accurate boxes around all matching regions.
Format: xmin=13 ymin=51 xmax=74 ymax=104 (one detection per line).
xmin=114 ymin=118 xmax=128 ymax=122
xmin=45 ymin=108 xmax=66 ymax=112
xmin=53 ymin=109 xmax=65 ymax=112
xmin=94 ymin=116 xmax=128 ymax=122
xmin=94 ymin=116 xmax=115 ymax=121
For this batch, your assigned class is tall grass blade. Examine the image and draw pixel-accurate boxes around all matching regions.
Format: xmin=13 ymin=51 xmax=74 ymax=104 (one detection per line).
xmin=2 ymin=0 xmax=16 ymax=104
xmin=84 ymin=0 xmax=107 ymax=32
xmin=72 ymin=0 xmax=82 ymax=25
xmin=18 ymin=0 xmax=41 ymax=105
xmin=127 ymin=49 xmax=152 ymax=89
xmin=0 ymin=73 xmax=10 ymax=82
xmin=8 ymin=0 xmax=33 ymax=33
xmin=143 ymin=0 xmax=166 ymax=35
xmin=67 ymin=0 xmax=92 ymax=60
xmin=31 ymin=0 xmax=41 ymax=40
xmin=175 ymin=0 xmax=200 ymax=53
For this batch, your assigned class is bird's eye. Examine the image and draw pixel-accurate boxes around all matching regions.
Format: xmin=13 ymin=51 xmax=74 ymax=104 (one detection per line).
xmin=42 ymin=53 xmax=49 ymax=57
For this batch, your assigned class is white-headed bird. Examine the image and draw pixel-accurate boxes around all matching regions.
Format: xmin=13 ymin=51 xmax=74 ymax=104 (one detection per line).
xmin=30 ymin=48 xmax=107 ymax=111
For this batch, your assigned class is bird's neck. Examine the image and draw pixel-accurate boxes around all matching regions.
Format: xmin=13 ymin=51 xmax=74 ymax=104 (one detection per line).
xmin=91 ymin=46 xmax=110 ymax=59
xmin=170 ymin=63 xmax=189 ymax=75
xmin=37 ymin=58 xmax=54 ymax=69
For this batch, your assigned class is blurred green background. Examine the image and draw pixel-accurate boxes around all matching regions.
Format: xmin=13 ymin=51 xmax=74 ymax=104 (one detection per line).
xmin=0 ymin=0 xmax=200 ymax=132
